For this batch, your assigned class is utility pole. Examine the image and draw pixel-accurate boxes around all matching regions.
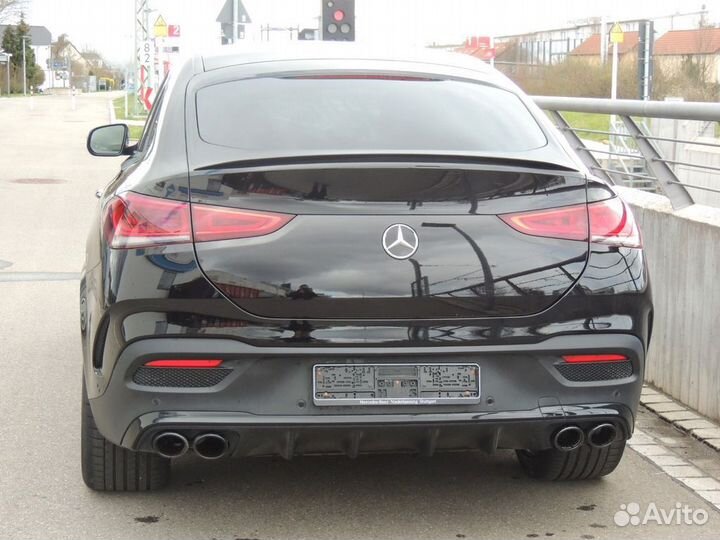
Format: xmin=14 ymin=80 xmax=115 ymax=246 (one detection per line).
xmin=609 ymin=23 xmax=624 ymax=100
xmin=22 ymin=36 xmax=28 ymax=96
xmin=232 ymin=0 xmax=239 ymax=42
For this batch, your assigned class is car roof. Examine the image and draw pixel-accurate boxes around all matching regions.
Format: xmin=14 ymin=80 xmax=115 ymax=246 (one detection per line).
xmin=195 ymin=41 xmax=512 ymax=89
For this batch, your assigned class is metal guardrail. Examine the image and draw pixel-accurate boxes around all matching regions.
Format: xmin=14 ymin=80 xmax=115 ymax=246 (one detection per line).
xmin=533 ymin=96 xmax=720 ymax=210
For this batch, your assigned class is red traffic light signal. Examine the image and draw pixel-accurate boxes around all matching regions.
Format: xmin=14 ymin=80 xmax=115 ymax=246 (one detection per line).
xmin=322 ymin=0 xmax=354 ymax=41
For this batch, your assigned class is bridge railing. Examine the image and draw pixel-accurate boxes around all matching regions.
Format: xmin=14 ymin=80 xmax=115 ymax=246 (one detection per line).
xmin=533 ymin=96 xmax=720 ymax=210
xmin=533 ymin=96 xmax=720 ymax=422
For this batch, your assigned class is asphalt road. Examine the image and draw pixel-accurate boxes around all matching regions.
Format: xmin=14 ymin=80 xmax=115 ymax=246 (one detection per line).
xmin=1 ymin=93 xmax=719 ymax=540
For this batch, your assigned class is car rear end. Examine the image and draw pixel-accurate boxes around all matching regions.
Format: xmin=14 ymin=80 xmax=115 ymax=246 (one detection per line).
xmin=81 ymin=49 xmax=652 ymax=489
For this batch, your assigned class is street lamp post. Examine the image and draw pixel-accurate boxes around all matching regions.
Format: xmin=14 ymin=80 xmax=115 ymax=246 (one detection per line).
xmin=2 ymin=52 xmax=12 ymax=96
xmin=21 ymin=36 xmax=28 ymax=96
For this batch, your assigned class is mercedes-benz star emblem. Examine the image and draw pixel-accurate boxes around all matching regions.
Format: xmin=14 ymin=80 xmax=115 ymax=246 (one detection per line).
xmin=382 ymin=224 xmax=419 ymax=260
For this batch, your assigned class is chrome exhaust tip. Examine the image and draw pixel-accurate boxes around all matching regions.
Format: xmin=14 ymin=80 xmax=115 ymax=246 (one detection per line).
xmin=552 ymin=426 xmax=584 ymax=452
xmin=153 ymin=432 xmax=189 ymax=458
xmin=193 ymin=433 xmax=229 ymax=460
xmin=587 ymin=423 xmax=618 ymax=448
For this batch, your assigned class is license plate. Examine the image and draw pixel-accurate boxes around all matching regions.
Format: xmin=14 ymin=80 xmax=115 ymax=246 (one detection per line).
xmin=313 ymin=363 xmax=481 ymax=406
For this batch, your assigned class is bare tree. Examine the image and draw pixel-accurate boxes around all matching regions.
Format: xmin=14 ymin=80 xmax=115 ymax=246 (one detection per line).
xmin=0 ymin=0 xmax=26 ymax=23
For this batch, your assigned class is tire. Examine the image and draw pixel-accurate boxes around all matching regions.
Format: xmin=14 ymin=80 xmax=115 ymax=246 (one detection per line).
xmin=81 ymin=379 xmax=170 ymax=491
xmin=516 ymin=441 xmax=626 ymax=481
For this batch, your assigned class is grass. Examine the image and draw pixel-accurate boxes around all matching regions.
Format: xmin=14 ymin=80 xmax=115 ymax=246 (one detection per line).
xmin=112 ymin=94 xmax=148 ymax=121
xmin=112 ymin=93 xmax=146 ymax=141
xmin=128 ymin=125 xmax=144 ymax=141
xmin=552 ymin=111 xmax=612 ymax=143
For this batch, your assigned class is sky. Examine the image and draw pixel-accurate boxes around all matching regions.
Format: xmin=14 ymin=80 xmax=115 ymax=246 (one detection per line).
xmin=21 ymin=0 xmax=720 ymax=64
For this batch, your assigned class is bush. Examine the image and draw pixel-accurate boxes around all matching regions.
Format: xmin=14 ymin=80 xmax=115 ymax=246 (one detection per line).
xmin=503 ymin=58 xmax=639 ymax=99
xmin=499 ymin=55 xmax=719 ymax=103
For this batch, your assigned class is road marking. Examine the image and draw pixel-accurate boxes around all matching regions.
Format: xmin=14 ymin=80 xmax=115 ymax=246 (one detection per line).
xmin=0 ymin=272 xmax=80 ymax=282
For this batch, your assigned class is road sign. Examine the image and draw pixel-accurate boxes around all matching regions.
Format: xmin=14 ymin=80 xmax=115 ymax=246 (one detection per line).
xmin=610 ymin=23 xmax=624 ymax=44
xmin=168 ymin=24 xmax=181 ymax=37
xmin=154 ymin=15 xmax=168 ymax=38
xmin=216 ymin=0 xmax=251 ymax=24
xmin=139 ymin=84 xmax=153 ymax=111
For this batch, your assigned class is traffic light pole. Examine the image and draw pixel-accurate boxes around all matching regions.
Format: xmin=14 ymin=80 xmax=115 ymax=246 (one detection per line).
xmin=22 ymin=36 xmax=28 ymax=96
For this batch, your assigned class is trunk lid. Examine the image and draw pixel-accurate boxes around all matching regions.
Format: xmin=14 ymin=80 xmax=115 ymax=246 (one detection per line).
xmin=189 ymin=163 xmax=588 ymax=320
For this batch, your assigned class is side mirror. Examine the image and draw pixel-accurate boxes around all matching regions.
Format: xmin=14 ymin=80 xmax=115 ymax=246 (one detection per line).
xmin=87 ymin=124 xmax=131 ymax=157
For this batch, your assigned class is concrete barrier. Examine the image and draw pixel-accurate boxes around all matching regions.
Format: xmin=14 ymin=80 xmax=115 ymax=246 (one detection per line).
xmin=617 ymin=186 xmax=720 ymax=422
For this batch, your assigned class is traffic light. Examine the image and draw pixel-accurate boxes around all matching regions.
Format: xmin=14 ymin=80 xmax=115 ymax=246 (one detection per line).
xmin=322 ymin=0 xmax=355 ymax=41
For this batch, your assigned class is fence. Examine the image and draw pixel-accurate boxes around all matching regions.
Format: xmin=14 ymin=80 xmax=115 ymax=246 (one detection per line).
xmin=533 ymin=96 xmax=720 ymax=209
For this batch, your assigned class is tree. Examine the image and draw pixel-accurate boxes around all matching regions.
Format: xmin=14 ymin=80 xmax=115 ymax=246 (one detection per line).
xmin=16 ymin=14 xmax=38 ymax=82
xmin=0 ymin=0 xmax=27 ymax=23
xmin=1 ymin=13 xmax=43 ymax=92
xmin=1 ymin=21 xmax=18 ymax=55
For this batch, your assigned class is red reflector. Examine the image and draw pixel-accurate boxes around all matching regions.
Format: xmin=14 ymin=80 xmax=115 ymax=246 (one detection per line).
xmin=145 ymin=359 xmax=224 ymax=368
xmin=562 ymin=354 xmax=627 ymax=364
xmin=102 ymin=192 xmax=294 ymax=248
xmin=499 ymin=197 xmax=641 ymax=248
xmin=192 ymin=204 xmax=294 ymax=242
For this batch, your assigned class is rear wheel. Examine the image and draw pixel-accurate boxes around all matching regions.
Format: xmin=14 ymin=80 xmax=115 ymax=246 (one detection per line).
xmin=81 ymin=380 xmax=170 ymax=491
xmin=516 ymin=441 xmax=626 ymax=480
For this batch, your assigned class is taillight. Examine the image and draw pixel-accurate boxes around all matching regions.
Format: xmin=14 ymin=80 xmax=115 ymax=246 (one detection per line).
xmin=499 ymin=197 xmax=641 ymax=248
xmin=562 ymin=354 xmax=627 ymax=364
xmin=103 ymin=192 xmax=192 ymax=248
xmin=103 ymin=192 xmax=294 ymax=248
xmin=192 ymin=205 xmax=294 ymax=242
xmin=587 ymin=197 xmax=641 ymax=248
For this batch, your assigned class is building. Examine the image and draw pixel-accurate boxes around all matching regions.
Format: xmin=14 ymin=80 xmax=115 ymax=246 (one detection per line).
xmin=653 ymin=27 xmax=720 ymax=83
xmin=51 ymin=38 xmax=91 ymax=89
xmin=0 ymin=24 xmax=51 ymax=90
xmin=81 ymin=51 xmax=104 ymax=71
xmin=568 ymin=31 xmax=641 ymax=65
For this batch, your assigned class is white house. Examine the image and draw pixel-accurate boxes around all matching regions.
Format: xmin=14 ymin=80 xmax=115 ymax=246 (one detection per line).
xmin=0 ymin=24 xmax=52 ymax=90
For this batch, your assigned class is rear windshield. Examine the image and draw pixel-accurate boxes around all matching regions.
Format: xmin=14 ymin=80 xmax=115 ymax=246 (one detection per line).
xmin=195 ymin=76 xmax=547 ymax=154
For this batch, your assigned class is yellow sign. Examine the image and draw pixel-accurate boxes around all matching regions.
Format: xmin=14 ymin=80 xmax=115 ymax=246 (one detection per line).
xmin=610 ymin=23 xmax=624 ymax=44
xmin=154 ymin=15 xmax=168 ymax=38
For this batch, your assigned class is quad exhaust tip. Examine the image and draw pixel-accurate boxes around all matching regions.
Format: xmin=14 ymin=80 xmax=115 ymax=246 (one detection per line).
xmin=153 ymin=432 xmax=189 ymax=459
xmin=587 ymin=423 xmax=618 ymax=448
xmin=193 ymin=433 xmax=229 ymax=460
xmin=552 ymin=426 xmax=584 ymax=452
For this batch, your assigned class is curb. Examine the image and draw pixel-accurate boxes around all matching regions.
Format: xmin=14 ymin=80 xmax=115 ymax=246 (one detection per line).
xmin=629 ymin=427 xmax=720 ymax=511
xmin=641 ymin=384 xmax=720 ymax=453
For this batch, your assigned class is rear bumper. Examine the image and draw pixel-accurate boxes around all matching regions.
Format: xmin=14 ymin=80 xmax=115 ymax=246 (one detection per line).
xmin=125 ymin=406 xmax=634 ymax=457
xmin=87 ymin=333 xmax=645 ymax=455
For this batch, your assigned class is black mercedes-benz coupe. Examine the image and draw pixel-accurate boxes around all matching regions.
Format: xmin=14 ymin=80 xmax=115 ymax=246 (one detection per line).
xmin=81 ymin=44 xmax=652 ymax=491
